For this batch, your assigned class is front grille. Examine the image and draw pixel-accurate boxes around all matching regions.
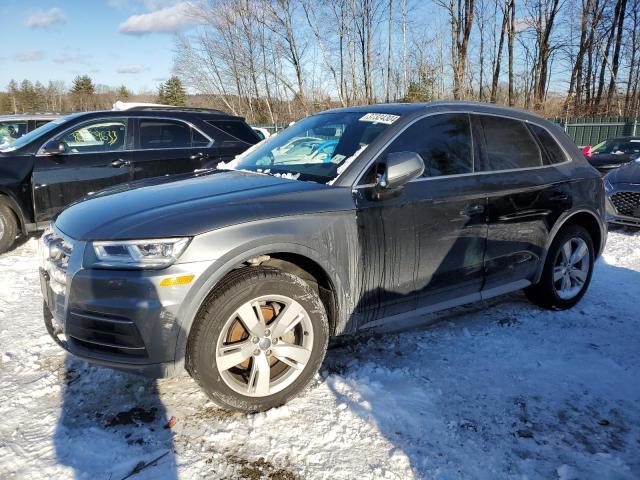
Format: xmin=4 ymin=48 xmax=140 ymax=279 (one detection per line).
xmin=610 ymin=192 xmax=640 ymax=218
xmin=40 ymin=229 xmax=73 ymax=294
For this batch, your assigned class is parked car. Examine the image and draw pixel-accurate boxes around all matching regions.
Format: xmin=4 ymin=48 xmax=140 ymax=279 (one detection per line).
xmin=0 ymin=113 xmax=60 ymax=147
xmin=40 ymin=101 xmax=606 ymax=412
xmin=0 ymin=104 xmax=259 ymax=253
xmin=585 ymin=136 xmax=640 ymax=174
xmin=604 ymin=159 xmax=640 ymax=227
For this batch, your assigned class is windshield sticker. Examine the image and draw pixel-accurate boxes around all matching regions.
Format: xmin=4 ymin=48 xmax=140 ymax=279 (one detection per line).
xmin=359 ymin=113 xmax=400 ymax=124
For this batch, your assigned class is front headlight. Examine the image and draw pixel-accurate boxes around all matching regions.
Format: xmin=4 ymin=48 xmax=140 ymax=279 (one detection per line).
xmin=89 ymin=237 xmax=191 ymax=269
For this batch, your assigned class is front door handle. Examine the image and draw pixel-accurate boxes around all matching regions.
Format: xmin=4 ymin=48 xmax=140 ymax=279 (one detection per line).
xmin=460 ymin=204 xmax=485 ymax=217
xmin=110 ymin=159 xmax=130 ymax=168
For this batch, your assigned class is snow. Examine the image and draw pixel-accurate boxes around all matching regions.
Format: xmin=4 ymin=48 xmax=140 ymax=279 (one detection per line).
xmin=1 ymin=229 xmax=640 ymax=479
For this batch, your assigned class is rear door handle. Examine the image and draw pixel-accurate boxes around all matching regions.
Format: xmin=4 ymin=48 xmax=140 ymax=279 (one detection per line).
xmin=550 ymin=193 xmax=569 ymax=201
xmin=110 ymin=159 xmax=130 ymax=168
xmin=190 ymin=152 xmax=210 ymax=160
xmin=460 ymin=204 xmax=485 ymax=217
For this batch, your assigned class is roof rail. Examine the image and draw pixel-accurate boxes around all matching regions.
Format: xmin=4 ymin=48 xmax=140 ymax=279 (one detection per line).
xmin=112 ymin=101 xmax=226 ymax=114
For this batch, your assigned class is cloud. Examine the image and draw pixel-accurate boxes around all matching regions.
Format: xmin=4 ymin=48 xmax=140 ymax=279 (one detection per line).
xmin=26 ymin=7 xmax=66 ymax=28
xmin=53 ymin=52 xmax=91 ymax=65
xmin=14 ymin=50 xmax=45 ymax=62
xmin=118 ymin=2 xmax=201 ymax=35
xmin=117 ymin=64 xmax=147 ymax=74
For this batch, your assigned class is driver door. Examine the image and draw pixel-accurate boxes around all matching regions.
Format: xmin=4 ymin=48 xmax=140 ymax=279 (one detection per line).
xmin=353 ymin=113 xmax=488 ymax=328
xmin=32 ymin=118 xmax=133 ymax=224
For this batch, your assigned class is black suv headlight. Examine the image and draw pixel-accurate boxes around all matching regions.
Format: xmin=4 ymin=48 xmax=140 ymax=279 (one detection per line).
xmin=87 ymin=237 xmax=191 ymax=269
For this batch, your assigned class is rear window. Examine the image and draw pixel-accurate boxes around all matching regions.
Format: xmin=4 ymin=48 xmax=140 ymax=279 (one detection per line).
xmin=528 ymin=123 xmax=568 ymax=165
xmin=139 ymin=120 xmax=209 ymax=149
xmin=206 ymin=120 xmax=259 ymax=144
xmin=476 ymin=115 xmax=543 ymax=171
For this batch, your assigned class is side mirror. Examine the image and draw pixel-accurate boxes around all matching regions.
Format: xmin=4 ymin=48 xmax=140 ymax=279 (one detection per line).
xmin=41 ymin=140 xmax=66 ymax=156
xmin=378 ymin=151 xmax=425 ymax=190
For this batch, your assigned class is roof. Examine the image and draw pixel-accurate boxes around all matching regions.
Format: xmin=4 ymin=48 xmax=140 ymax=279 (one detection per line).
xmin=0 ymin=113 xmax=61 ymax=120
xmin=320 ymin=100 xmax=550 ymax=122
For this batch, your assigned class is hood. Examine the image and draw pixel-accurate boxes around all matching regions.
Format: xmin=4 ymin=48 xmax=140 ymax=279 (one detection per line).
xmin=55 ymin=170 xmax=353 ymax=240
xmin=605 ymin=160 xmax=640 ymax=185
xmin=589 ymin=153 xmax=636 ymax=168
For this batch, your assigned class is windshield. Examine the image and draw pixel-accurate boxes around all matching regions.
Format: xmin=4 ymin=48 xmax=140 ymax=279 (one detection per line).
xmin=593 ymin=139 xmax=640 ymax=155
xmin=0 ymin=114 xmax=78 ymax=152
xmin=221 ymin=111 xmax=399 ymax=183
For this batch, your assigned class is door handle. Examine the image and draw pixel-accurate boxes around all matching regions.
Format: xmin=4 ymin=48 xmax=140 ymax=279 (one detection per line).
xmin=549 ymin=193 xmax=569 ymax=201
xmin=190 ymin=152 xmax=210 ymax=160
xmin=110 ymin=159 xmax=130 ymax=168
xmin=460 ymin=204 xmax=485 ymax=217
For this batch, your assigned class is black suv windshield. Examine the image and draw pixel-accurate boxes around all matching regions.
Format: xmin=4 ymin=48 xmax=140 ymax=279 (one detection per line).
xmin=0 ymin=114 xmax=81 ymax=152
xmin=222 ymin=111 xmax=400 ymax=183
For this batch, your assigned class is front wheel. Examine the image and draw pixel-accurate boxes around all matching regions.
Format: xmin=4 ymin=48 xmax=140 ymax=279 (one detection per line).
xmin=525 ymin=225 xmax=595 ymax=310
xmin=187 ymin=267 xmax=329 ymax=412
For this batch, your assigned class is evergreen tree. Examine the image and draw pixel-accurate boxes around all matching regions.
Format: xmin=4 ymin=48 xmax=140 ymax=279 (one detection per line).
xmin=7 ymin=80 xmax=19 ymax=113
xmin=70 ymin=75 xmax=96 ymax=111
xmin=157 ymin=83 xmax=167 ymax=104
xmin=162 ymin=76 xmax=186 ymax=106
xmin=116 ymin=85 xmax=131 ymax=101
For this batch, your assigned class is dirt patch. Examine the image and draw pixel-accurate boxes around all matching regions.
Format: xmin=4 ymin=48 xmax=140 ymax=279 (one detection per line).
xmin=105 ymin=406 xmax=158 ymax=427
xmin=224 ymin=454 xmax=300 ymax=480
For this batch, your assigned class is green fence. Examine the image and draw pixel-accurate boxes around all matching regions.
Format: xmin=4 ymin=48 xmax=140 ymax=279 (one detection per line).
xmin=554 ymin=117 xmax=639 ymax=147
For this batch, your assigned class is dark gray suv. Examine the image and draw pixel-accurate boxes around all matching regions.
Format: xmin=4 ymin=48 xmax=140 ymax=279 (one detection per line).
xmin=40 ymin=101 xmax=606 ymax=412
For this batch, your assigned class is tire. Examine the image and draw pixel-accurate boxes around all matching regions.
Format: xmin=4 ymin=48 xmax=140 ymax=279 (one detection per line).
xmin=187 ymin=267 xmax=329 ymax=412
xmin=0 ymin=205 xmax=18 ymax=255
xmin=525 ymin=225 xmax=595 ymax=310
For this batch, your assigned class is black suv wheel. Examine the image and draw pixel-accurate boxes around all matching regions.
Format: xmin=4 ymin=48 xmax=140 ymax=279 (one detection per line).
xmin=0 ymin=205 xmax=18 ymax=254
xmin=187 ymin=267 xmax=329 ymax=412
xmin=525 ymin=225 xmax=595 ymax=310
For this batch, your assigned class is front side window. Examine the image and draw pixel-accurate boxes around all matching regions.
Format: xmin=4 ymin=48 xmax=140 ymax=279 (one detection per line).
xmin=374 ymin=113 xmax=473 ymax=180
xmin=528 ymin=123 xmax=568 ymax=165
xmin=56 ymin=119 xmax=127 ymax=153
xmin=0 ymin=121 xmax=28 ymax=145
xmin=225 ymin=111 xmax=397 ymax=183
xmin=476 ymin=115 xmax=542 ymax=171
xmin=592 ymin=139 xmax=640 ymax=156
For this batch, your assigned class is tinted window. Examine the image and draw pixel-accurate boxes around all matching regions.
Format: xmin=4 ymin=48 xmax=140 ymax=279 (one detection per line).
xmin=192 ymin=128 xmax=210 ymax=147
xmin=35 ymin=120 xmax=52 ymax=128
xmin=476 ymin=115 xmax=542 ymax=170
xmin=207 ymin=120 xmax=259 ymax=144
xmin=528 ymin=124 xmax=568 ymax=165
xmin=377 ymin=113 xmax=473 ymax=178
xmin=57 ymin=119 xmax=127 ymax=153
xmin=139 ymin=120 xmax=191 ymax=149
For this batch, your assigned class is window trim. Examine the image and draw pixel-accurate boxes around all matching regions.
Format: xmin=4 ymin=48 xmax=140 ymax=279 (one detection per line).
xmin=352 ymin=110 xmax=572 ymax=188
xmin=36 ymin=116 xmax=213 ymax=156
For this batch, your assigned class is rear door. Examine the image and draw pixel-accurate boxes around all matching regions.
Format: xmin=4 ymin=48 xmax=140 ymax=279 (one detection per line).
xmin=472 ymin=114 xmax=573 ymax=293
xmin=32 ymin=117 xmax=133 ymax=223
xmin=131 ymin=118 xmax=214 ymax=180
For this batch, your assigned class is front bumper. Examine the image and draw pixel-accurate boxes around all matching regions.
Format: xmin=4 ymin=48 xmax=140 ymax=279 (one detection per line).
xmin=605 ymin=184 xmax=640 ymax=228
xmin=39 ymin=227 xmax=208 ymax=377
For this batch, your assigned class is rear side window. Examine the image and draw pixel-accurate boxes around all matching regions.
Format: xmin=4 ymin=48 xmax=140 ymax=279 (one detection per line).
xmin=476 ymin=115 xmax=542 ymax=171
xmin=528 ymin=124 xmax=568 ymax=165
xmin=139 ymin=120 xmax=209 ymax=149
xmin=379 ymin=113 xmax=473 ymax=178
xmin=206 ymin=120 xmax=259 ymax=144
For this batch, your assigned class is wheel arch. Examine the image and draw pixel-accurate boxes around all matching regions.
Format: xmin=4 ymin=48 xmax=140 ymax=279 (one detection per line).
xmin=0 ymin=190 xmax=27 ymax=235
xmin=534 ymin=208 xmax=605 ymax=284
xmin=173 ymin=242 xmax=343 ymax=374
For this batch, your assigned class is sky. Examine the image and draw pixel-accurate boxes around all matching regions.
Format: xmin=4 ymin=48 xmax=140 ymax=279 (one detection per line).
xmin=0 ymin=0 xmax=199 ymax=93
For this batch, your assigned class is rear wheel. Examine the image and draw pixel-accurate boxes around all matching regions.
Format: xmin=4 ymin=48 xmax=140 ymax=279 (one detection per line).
xmin=525 ymin=225 xmax=594 ymax=310
xmin=0 ymin=205 xmax=18 ymax=254
xmin=187 ymin=267 xmax=329 ymax=412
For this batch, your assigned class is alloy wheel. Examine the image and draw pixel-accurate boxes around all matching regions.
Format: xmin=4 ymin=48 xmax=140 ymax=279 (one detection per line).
xmin=553 ymin=237 xmax=590 ymax=300
xmin=215 ymin=294 xmax=314 ymax=397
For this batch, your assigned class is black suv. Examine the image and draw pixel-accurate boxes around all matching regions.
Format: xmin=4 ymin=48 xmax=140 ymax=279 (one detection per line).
xmin=0 ymin=105 xmax=259 ymax=252
xmin=41 ymin=101 xmax=606 ymax=412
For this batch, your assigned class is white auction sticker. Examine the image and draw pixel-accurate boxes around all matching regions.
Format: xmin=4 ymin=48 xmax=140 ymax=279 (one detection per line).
xmin=359 ymin=113 xmax=400 ymax=124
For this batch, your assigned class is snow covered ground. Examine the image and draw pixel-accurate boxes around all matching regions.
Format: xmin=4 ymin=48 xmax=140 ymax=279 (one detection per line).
xmin=1 ymin=228 xmax=639 ymax=480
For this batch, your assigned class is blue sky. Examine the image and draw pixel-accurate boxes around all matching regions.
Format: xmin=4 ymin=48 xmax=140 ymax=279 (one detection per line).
xmin=0 ymin=0 xmax=197 ymax=92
